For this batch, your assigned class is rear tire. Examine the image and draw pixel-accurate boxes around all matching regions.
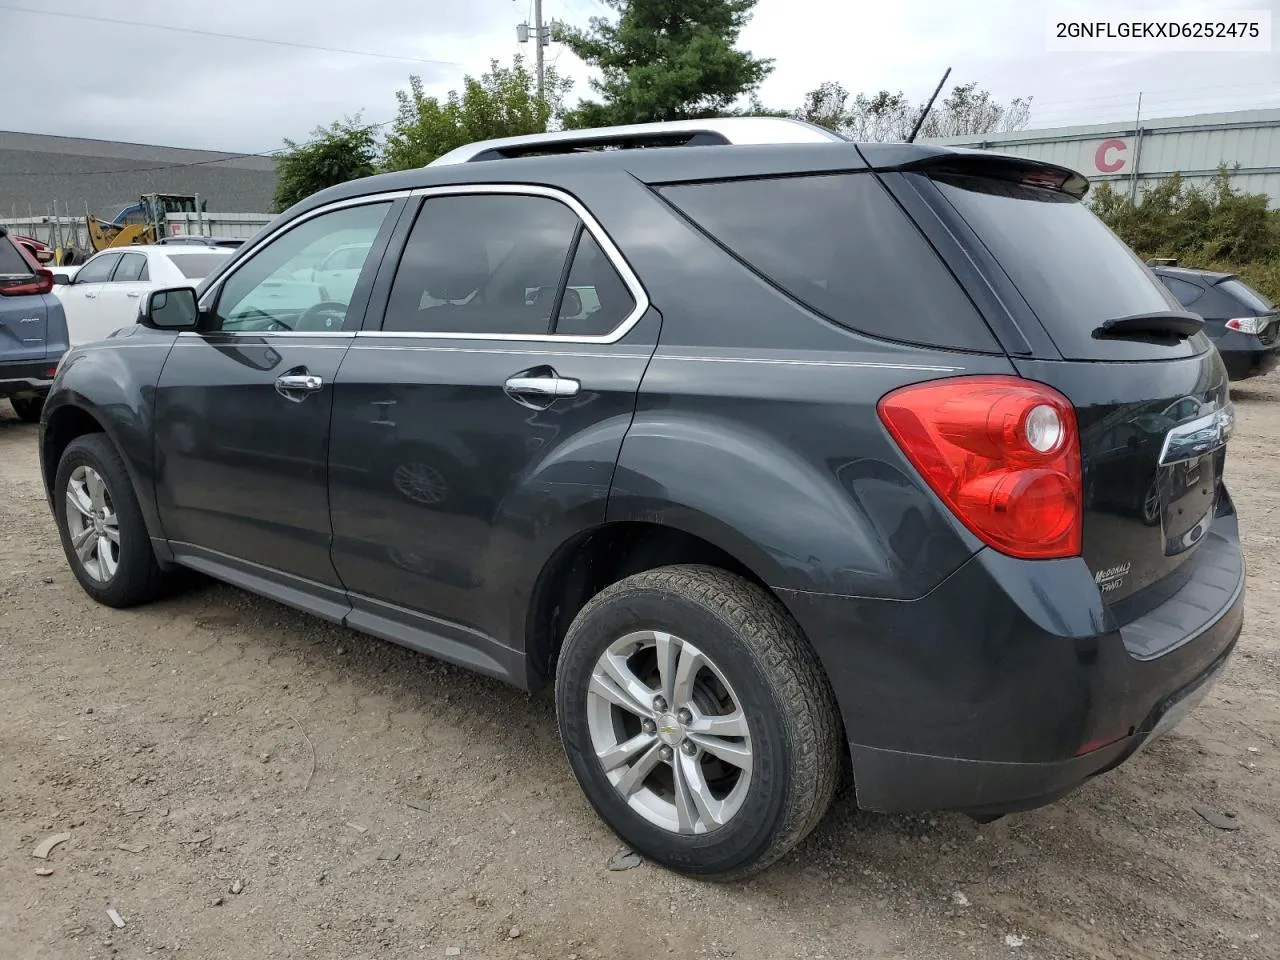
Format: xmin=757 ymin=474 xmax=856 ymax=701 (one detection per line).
xmin=9 ymin=396 xmax=43 ymax=423
xmin=54 ymin=434 xmax=166 ymax=608
xmin=555 ymin=564 xmax=842 ymax=881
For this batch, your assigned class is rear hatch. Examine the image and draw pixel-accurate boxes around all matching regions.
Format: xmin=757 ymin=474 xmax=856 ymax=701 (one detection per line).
xmin=890 ymin=157 xmax=1231 ymax=613
xmin=0 ymin=230 xmax=50 ymax=363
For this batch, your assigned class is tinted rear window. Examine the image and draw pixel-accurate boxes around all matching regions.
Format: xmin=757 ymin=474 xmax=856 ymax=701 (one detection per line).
xmin=0 ymin=236 xmax=31 ymax=275
xmin=658 ymin=173 xmax=997 ymax=352
xmin=930 ymin=174 xmax=1196 ymax=360
xmin=166 ymin=252 xmax=229 ymax=279
xmin=1159 ymin=275 xmax=1204 ymax=308
xmin=1217 ymin=278 xmax=1273 ymax=314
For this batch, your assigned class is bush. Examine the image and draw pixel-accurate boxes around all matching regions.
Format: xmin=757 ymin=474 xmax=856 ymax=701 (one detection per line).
xmin=1091 ymin=166 xmax=1280 ymax=302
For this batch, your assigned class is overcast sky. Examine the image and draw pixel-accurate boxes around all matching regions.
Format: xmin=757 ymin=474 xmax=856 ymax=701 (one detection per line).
xmin=1 ymin=0 xmax=1277 ymax=152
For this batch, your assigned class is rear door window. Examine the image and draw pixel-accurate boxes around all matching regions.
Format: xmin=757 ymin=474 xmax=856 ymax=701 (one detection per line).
xmin=382 ymin=194 xmax=581 ymax=336
xmin=657 ymin=172 xmax=997 ymax=352
xmin=112 ymin=252 xmax=148 ymax=282
xmin=928 ymin=174 xmax=1202 ymax=361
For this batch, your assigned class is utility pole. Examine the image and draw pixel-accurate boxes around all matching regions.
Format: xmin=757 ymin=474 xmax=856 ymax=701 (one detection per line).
xmin=534 ymin=0 xmax=545 ymax=101
xmin=517 ymin=0 xmax=550 ymax=100
xmin=1129 ymin=91 xmax=1144 ymax=203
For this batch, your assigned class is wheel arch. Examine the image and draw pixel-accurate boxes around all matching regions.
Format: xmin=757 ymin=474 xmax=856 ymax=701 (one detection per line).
xmin=41 ymin=397 xmax=168 ymax=555
xmin=523 ymin=518 xmax=791 ymax=693
xmin=41 ymin=402 xmax=109 ymax=500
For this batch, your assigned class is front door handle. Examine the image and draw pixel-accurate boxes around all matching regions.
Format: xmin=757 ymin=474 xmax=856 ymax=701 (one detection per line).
xmin=126 ymin=291 xmax=140 ymax=298
xmin=504 ymin=375 xmax=580 ymax=399
xmin=84 ymin=291 xmax=97 ymax=299
xmin=275 ymin=372 xmax=324 ymax=402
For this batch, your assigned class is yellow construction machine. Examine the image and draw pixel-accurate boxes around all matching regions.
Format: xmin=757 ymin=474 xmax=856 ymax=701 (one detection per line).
xmin=86 ymin=194 xmax=208 ymax=252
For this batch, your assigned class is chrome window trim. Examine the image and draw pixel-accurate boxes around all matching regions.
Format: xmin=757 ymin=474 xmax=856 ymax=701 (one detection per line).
xmin=363 ymin=183 xmax=650 ymax=344
xmin=178 ymin=330 xmax=352 ymax=338
xmin=192 ymin=183 xmax=650 ymax=345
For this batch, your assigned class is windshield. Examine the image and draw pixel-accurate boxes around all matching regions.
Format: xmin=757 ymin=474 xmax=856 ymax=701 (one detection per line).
xmin=165 ymin=252 xmax=230 ymax=280
xmin=1217 ymin=278 xmax=1274 ymax=314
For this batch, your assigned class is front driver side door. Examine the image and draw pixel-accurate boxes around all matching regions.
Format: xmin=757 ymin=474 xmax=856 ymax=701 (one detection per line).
xmin=152 ymin=196 xmax=404 ymax=608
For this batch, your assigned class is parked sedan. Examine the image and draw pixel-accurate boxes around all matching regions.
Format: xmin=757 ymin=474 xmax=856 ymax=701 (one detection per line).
xmin=53 ymin=245 xmax=232 ymax=345
xmin=1153 ymin=265 xmax=1280 ymax=381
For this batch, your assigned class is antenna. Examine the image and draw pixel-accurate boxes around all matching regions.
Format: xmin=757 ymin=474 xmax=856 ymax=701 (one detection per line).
xmin=907 ymin=66 xmax=951 ymax=143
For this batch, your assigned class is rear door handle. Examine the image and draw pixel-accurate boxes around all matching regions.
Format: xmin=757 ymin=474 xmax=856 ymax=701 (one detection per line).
xmin=504 ymin=375 xmax=580 ymax=399
xmin=126 ymin=291 xmax=140 ymax=298
xmin=275 ymin=373 xmax=324 ymax=401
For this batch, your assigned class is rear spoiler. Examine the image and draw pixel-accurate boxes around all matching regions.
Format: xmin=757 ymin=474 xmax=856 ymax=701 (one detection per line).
xmin=857 ymin=144 xmax=1090 ymax=199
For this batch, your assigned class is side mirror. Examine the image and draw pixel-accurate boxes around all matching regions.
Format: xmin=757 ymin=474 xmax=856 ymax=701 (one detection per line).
xmin=52 ymin=273 xmax=71 ymax=285
xmin=141 ymin=286 xmax=200 ymax=330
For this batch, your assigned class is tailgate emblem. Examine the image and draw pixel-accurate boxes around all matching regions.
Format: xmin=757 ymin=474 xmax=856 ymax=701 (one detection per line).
xmin=1094 ymin=562 xmax=1131 ymax=594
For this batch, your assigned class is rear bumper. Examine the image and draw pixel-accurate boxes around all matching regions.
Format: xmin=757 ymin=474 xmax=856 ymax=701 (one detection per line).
xmin=1218 ymin=340 xmax=1280 ymax=380
xmin=0 ymin=359 xmax=56 ymax=398
xmin=846 ymin=630 xmax=1235 ymax=815
xmin=780 ymin=509 xmax=1245 ymax=815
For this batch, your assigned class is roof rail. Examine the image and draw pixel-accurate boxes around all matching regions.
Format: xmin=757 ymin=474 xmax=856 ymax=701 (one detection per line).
xmin=427 ymin=116 xmax=846 ymax=166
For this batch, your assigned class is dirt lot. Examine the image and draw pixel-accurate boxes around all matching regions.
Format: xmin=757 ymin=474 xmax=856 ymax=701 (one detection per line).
xmin=1 ymin=382 xmax=1278 ymax=960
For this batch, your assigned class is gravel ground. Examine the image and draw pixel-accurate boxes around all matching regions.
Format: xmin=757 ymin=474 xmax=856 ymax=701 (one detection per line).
xmin=1 ymin=379 xmax=1278 ymax=960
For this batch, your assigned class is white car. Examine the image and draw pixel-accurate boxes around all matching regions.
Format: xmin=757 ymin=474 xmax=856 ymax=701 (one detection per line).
xmin=53 ymin=245 xmax=233 ymax=345
xmin=301 ymin=240 xmax=367 ymax=304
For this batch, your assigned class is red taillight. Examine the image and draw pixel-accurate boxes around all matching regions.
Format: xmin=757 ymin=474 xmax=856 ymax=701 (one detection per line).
xmin=0 ymin=268 xmax=54 ymax=296
xmin=877 ymin=375 xmax=1082 ymax=560
xmin=1225 ymin=317 xmax=1267 ymax=334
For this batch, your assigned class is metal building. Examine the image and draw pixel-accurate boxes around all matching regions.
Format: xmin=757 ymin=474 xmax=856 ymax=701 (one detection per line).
xmin=926 ymin=107 xmax=1280 ymax=205
xmin=0 ymin=130 xmax=279 ymax=220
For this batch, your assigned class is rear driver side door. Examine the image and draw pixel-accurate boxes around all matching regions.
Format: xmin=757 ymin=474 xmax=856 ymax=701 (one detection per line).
xmin=328 ymin=187 xmax=657 ymax=677
xmin=152 ymin=195 xmax=406 ymax=606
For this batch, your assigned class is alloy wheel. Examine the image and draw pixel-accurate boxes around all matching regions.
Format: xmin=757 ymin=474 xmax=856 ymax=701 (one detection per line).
xmin=586 ymin=630 xmax=753 ymax=835
xmin=65 ymin=465 xmax=120 ymax=583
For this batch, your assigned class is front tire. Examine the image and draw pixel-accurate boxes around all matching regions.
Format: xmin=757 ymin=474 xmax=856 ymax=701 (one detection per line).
xmin=54 ymin=434 xmax=165 ymax=608
xmin=555 ymin=565 xmax=842 ymax=881
xmin=9 ymin=396 xmax=43 ymax=423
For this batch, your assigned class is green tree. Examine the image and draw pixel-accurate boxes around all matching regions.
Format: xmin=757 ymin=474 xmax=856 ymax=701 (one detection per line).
xmin=273 ymin=116 xmax=379 ymax=212
xmin=1091 ymin=167 xmax=1280 ymax=301
xmin=382 ymin=56 xmax=571 ymax=171
xmin=796 ymin=81 xmax=1031 ymax=141
xmin=556 ymin=0 xmax=773 ymax=127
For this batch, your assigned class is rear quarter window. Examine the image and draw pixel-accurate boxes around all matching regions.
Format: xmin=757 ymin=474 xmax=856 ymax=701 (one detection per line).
xmin=657 ymin=172 xmax=998 ymax=353
xmin=0 ymin=235 xmax=32 ymax=275
xmin=1159 ymin=275 xmax=1205 ymax=308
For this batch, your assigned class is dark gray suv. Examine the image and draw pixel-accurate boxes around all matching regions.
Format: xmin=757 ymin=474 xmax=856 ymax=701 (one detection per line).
xmin=38 ymin=119 xmax=1244 ymax=880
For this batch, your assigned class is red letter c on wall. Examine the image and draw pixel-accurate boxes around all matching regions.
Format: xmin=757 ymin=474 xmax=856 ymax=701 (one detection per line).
xmin=1094 ymin=139 xmax=1127 ymax=173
